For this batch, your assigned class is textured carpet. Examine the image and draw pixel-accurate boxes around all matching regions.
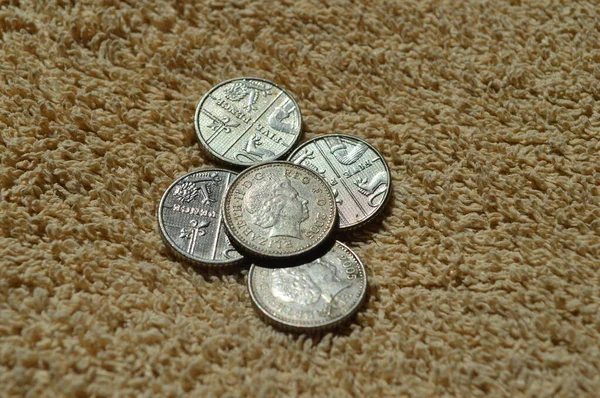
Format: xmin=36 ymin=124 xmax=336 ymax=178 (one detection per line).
xmin=1 ymin=0 xmax=599 ymax=396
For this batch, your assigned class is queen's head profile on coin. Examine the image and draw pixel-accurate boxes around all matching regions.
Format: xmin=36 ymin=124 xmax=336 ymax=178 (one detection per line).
xmin=223 ymin=161 xmax=336 ymax=259
xmin=248 ymin=241 xmax=366 ymax=331
xmin=246 ymin=177 xmax=309 ymax=239
xmin=270 ymin=258 xmax=351 ymax=307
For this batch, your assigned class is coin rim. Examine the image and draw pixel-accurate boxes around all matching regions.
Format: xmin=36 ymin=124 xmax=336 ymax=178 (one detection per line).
xmin=222 ymin=161 xmax=338 ymax=259
xmin=287 ymin=134 xmax=392 ymax=231
xmin=247 ymin=241 xmax=368 ymax=332
xmin=157 ymin=168 xmax=244 ymax=267
xmin=194 ymin=77 xmax=303 ymax=168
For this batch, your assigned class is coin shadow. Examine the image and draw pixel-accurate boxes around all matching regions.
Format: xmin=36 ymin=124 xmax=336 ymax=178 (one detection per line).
xmin=269 ymin=279 xmax=373 ymax=341
xmin=232 ymin=227 xmax=336 ymax=268
xmin=336 ymin=187 xmax=396 ymax=246
xmin=189 ymin=261 xmax=250 ymax=285
xmin=162 ymin=248 xmax=251 ymax=284
xmin=245 ymin=235 xmax=337 ymax=270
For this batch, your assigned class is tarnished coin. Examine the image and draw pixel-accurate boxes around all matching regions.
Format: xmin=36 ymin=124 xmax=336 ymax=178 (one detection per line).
xmin=157 ymin=169 xmax=243 ymax=267
xmin=248 ymin=241 xmax=367 ymax=332
xmin=222 ymin=161 xmax=337 ymax=259
xmin=288 ymin=134 xmax=392 ymax=230
xmin=194 ymin=77 xmax=302 ymax=168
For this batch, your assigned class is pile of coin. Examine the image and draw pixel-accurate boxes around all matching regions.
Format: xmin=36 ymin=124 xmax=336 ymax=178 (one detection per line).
xmin=158 ymin=78 xmax=391 ymax=332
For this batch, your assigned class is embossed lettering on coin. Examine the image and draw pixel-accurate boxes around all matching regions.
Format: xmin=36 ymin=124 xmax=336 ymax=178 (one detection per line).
xmin=248 ymin=241 xmax=367 ymax=331
xmin=194 ymin=78 xmax=302 ymax=167
xmin=222 ymin=161 xmax=337 ymax=259
xmin=288 ymin=134 xmax=391 ymax=230
xmin=158 ymin=169 xmax=243 ymax=266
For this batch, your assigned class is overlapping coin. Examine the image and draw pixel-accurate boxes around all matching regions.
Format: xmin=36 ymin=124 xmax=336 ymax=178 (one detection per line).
xmin=194 ymin=77 xmax=302 ymax=168
xmin=222 ymin=161 xmax=337 ymax=259
xmin=248 ymin=241 xmax=367 ymax=332
xmin=157 ymin=169 xmax=243 ymax=266
xmin=155 ymin=78 xmax=390 ymax=333
xmin=287 ymin=134 xmax=391 ymax=230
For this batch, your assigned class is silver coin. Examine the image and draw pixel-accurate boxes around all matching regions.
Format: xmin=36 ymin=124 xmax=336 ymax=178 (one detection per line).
xmin=248 ymin=241 xmax=367 ymax=332
xmin=222 ymin=161 xmax=337 ymax=259
xmin=157 ymin=169 xmax=243 ymax=267
xmin=194 ymin=77 xmax=303 ymax=168
xmin=287 ymin=134 xmax=392 ymax=230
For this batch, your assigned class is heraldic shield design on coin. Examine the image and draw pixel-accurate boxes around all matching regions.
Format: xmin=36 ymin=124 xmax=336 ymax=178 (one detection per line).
xmin=194 ymin=77 xmax=303 ymax=167
xmin=158 ymin=169 xmax=243 ymax=266
xmin=248 ymin=241 xmax=368 ymax=332
xmin=288 ymin=134 xmax=391 ymax=230
xmin=222 ymin=162 xmax=337 ymax=259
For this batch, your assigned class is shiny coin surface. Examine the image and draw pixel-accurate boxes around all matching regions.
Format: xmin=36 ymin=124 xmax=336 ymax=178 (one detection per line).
xmin=288 ymin=134 xmax=392 ymax=230
xmin=158 ymin=169 xmax=243 ymax=267
xmin=194 ymin=77 xmax=302 ymax=168
xmin=248 ymin=241 xmax=367 ymax=332
xmin=222 ymin=161 xmax=337 ymax=259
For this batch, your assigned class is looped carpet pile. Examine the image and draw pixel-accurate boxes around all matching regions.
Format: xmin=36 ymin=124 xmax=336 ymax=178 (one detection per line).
xmin=1 ymin=0 xmax=599 ymax=396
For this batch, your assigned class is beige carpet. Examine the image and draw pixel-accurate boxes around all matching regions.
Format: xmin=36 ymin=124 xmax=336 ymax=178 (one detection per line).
xmin=1 ymin=0 xmax=599 ymax=396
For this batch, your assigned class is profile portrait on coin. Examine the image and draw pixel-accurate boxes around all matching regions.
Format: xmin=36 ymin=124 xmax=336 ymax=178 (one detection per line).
xmin=270 ymin=259 xmax=352 ymax=307
xmin=246 ymin=177 xmax=309 ymax=239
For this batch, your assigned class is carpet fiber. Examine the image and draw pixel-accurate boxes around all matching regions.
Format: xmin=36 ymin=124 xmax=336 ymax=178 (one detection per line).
xmin=1 ymin=0 xmax=599 ymax=396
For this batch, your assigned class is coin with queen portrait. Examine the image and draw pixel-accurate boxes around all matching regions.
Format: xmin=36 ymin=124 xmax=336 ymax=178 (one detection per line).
xmin=222 ymin=161 xmax=337 ymax=259
xmin=248 ymin=241 xmax=368 ymax=332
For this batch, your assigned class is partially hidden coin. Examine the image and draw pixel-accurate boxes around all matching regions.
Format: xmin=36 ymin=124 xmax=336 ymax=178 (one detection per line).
xmin=248 ymin=241 xmax=367 ymax=332
xmin=287 ymin=134 xmax=392 ymax=230
xmin=158 ymin=169 xmax=243 ymax=267
xmin=222 ymin=161 xmax=337 ymax=259
xmin=194 ymin=77 xmax=303 ymax=168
